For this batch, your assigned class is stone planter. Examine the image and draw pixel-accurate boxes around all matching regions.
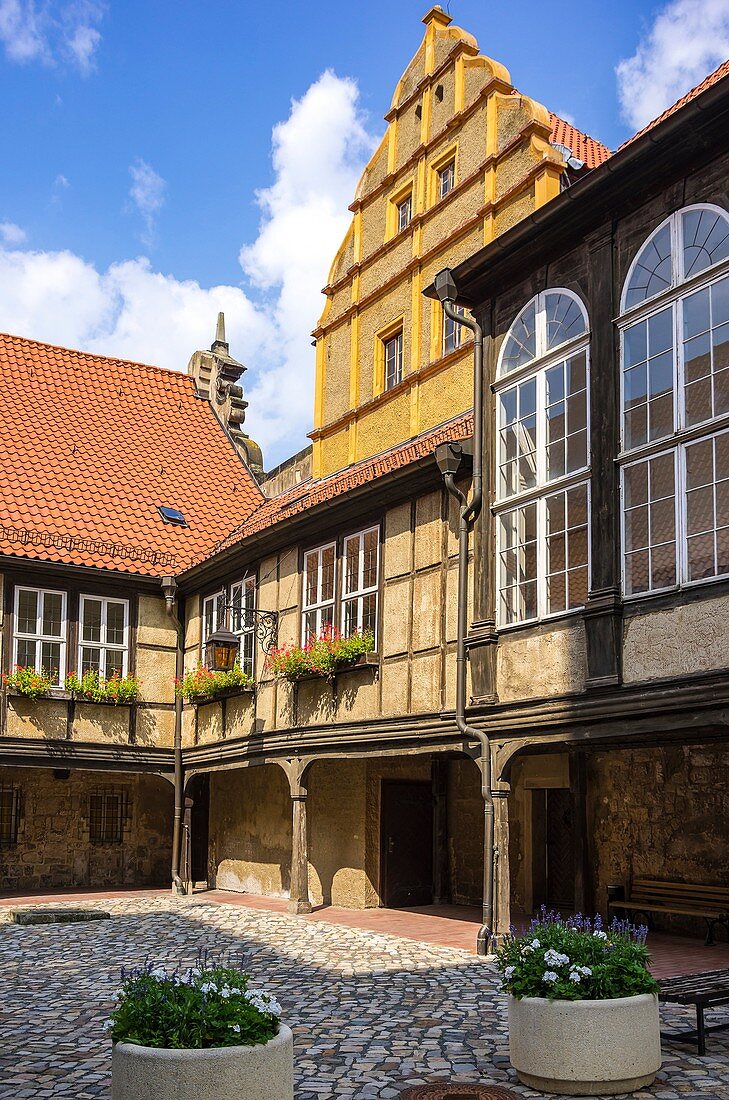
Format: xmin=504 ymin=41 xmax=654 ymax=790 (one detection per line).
xmin=111 ymin=1024 xmax=294 ymax=1100
xmin=508 ymin=993 xmax=661 ymax=1095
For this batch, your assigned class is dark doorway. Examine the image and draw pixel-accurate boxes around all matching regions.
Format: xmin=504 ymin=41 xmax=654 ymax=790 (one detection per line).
xmin=188 ymin=774 xmax=210 ymax=885
xmin=381 ymin=780 xmax=434 ymax=907
xmin=532 ymin=787 xmax=575 ymax=912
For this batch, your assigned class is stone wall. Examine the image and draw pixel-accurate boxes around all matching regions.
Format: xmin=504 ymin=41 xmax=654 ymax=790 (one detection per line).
xmin=588 ymin=744 xmax=729 ymax=936
xmin=0 ymin=766 xmax=173 ymax=890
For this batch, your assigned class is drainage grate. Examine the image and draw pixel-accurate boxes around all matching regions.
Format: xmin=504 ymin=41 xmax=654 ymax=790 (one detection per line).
xmin=399 ymin=1087 xmax=519 ymax=1100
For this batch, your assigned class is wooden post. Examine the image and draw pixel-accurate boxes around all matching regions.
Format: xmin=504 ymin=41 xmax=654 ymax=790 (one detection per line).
xmin=288 ymin=793 xmax=312 ymax=914
xmin=493 ymin=779 xmax=511 ymax=938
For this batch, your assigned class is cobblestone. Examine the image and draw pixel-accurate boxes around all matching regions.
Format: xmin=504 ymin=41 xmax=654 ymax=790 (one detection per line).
xmin=0 ymin=896 xmax=727 ymax=1098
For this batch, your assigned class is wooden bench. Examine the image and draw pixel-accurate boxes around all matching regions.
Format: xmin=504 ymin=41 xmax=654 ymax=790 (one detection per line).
xmin=659 ymin=969 xmax=729 ymax=1054
xmin=608 ymin=878 xmax=729 ymax=945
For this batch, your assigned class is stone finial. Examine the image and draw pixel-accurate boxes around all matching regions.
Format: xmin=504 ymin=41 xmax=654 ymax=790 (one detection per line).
xmin=422 ymin=4 xmax=452 ymax=27
xmin=186 ymin=316 xmax=265 ymax=479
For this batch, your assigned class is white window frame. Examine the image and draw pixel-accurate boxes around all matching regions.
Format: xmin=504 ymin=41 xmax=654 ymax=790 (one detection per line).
xmin=202 ymin=581 xmax=257 ymax=675
xmin=302 ymin=541 xmax=337 ymax=642
xmin=438 ymin=160 xmax=455 ymax=199
xmin=230 ymin=576 xmax=256 ymax=677
xmin=397 ymin=195 xmax=412 ymax=232
xmin=341 ymin=526 xmax=380 ymax=641
xmin=619 ymin=203 xmax=729 ymax=599
xmin=78 ymin=595 xmax=130 ymax=678
xmin=494 ymin=289 xmax=591 ymax=628
xmin=384 ymin=331 xmax=403 ymax=391
xmin=443 ymin=304 xmax=464 ymax=356
xmin=12 ymin=585 xmax=67 ymax=685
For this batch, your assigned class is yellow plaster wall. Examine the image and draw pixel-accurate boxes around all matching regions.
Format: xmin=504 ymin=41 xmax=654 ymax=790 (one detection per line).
xmin=312 ymin=8 xmax=565 ymax=478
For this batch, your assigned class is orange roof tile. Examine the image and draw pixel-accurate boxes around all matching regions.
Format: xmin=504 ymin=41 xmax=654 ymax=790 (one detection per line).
xmin=0 ymin=333 xmax=263 ymax=576
xmin=549 ymin=113 xmax=612 ymax=168
xmin=209 ymin=411 xmax=474 ymax=560
xmin=621 ymin=57 xmax=729 ymax=149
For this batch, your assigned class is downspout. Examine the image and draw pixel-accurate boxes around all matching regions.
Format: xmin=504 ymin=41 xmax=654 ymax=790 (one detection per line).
xmin=435 ymin=273 xmax=494 ymax=955
xmin=161 ymin=576 xmax=186 ymax=895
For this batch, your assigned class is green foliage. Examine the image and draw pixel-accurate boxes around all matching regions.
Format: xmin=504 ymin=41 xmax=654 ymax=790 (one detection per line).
xmin=65 ymin=669 xmax=140 ymax=704
xmin=496 ymin=910 xmax=659 ymax=1002
xmin=106 ymin=962 xmax=281 ymax=1050
xmin=3 ymin=666 xmax=54 ymax=698
xmin=266 ymin=628 xmax=375 ymax=683
xmin=175 ymin=663 xmax=253 ymax=703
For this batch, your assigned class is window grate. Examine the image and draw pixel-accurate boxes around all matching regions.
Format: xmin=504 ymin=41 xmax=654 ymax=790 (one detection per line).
xmin=89 ymin=789 xmax=127 ymax=845
xmin=0 ymin=786 xmax=20 ymax=847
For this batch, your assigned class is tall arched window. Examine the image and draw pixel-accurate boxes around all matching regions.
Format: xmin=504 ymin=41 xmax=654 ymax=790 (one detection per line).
xmin=620 ymin=204 xmax=729 ymax=596
xmin=495 ymin=289 xmax=590 ymax=626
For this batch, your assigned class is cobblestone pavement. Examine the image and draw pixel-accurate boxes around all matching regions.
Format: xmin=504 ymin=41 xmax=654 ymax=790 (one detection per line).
xmin=0 ymin=895 xmax=727 ymax=1099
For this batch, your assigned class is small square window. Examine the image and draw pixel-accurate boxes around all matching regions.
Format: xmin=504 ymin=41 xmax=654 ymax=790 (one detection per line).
xmin=397 ymin=196 xmax=412 ymax=232
xmin=438 ymin=160 xmax=455 ymax=200
xmin=384 ymin=332 xmax=403 ymax=391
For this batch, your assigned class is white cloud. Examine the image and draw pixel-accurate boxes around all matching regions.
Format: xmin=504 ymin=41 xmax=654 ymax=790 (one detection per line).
xmin=617 ymin=0 xmax=729 ymax=130
xmin=0 ymin=222 xmax=27 ymax=245
xmin=128 ymin=159 xmax=167 ymax=248
xmin=0 ymin=0 xmax=103 ymax=73
xmin=0 ymin=70 xmax=377 ymax=468
xmin=240 ymin=70 xmax=377 ymax=455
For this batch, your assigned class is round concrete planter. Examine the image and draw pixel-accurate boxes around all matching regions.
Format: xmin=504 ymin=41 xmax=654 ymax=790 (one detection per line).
xmin=508 ymin=993 xmax=661 ymax=1096
xmin=111 ymin=1024 xmax=294 ymax=1100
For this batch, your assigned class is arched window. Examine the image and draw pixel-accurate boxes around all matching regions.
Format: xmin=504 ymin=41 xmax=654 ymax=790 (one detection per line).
xmin=495 ymin=290 xmax=590 ymax=626
xmin=620 ymin=204 xmax=729 ymax=597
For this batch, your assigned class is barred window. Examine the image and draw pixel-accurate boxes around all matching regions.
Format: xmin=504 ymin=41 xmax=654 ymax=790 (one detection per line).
xmin=13 ymin=586 xmax=66 ymax=685
xmin=620 ymin=205 xmax=729 ymax=596
xmin=0 ymin=786 xmax=20 ymax=847
xmin=89 ymin=789 xmax=126 ymax=845
xmin=495 ymin=289 xmax=590 ymax=625
xmin=79 ymin=596 xmax=129 ymax=678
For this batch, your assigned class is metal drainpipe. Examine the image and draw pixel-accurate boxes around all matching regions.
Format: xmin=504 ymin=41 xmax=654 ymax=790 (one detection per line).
xmin=440 ymin=297 xmax=495 ymax=956
xmin=162 ymin=578 xmax=186 ymax=895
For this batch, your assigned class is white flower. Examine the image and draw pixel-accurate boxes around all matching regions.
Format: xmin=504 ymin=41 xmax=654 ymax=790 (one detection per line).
xmin=220 ymin=987 xmax=231 ymax=999
xmin=102 ymin=1020 xmax=114 ymax=1031
xmin=569 ymin=971 xmax=582 ymax=983
xmin=593 ymin=930 xmax=608 ymax=940
xmin=110 ymin=991 xmax=121 ymax=1003
xmin=230 ymin=1023 xmax=241 ymax=1033
xmin=520 ymin=945 xmax=533 ymax=956
xmin=531 ymin=939 xmax=541 ymax=949
xmin=149 ymin=967 xmax=167 ymax=980
xmin=544 ymin=949 xmax=570 ymax=967
xmin=504 ymin=965 xmax=515 ymax=979
xmin=542 ymin=971 xmax=559 ymax=983
xmin=200 ymin=981 xmax=216 ymax=994
xmin=244 ymin=988 xmax=282 ymax=1017
xmin=580 ymin=966 xmax=592 ymax=977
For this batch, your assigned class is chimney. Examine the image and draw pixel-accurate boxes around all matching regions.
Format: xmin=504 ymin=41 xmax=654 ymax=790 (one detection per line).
xmin=187 ymin=313 xmax=264 ymax=479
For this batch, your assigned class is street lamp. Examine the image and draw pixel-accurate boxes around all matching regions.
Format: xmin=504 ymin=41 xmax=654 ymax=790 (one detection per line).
xmin=205 ymin=628 xmax=241 ymax=672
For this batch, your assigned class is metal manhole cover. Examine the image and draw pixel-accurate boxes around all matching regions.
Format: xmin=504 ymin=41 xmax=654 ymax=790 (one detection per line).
xmin=399 ymin=1087 xmax=518 ymax=1100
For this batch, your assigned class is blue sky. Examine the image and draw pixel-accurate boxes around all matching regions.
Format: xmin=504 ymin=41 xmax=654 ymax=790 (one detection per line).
xmin=0 ymin=0 xmax=728 ymax=465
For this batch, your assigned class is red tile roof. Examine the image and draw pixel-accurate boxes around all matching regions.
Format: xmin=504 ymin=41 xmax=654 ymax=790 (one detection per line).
xmin=209 ymin=411 xmax=474 ymax=559
xmin=549 ymin=113 xmax=612 ymax=168
xmin=0 ymin=333 xmax=263 ymax=576
xmin=621 ymin=57 xmax=729 ymax=149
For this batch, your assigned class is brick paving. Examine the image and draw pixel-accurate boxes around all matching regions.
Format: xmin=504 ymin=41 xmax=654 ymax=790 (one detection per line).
xmin=0 ymin=894 xmax=728 ymax=1099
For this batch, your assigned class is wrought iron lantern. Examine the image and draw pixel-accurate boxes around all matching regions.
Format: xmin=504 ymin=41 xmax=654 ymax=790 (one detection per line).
xmin=205 ymin=628 xmax=241 ymax=672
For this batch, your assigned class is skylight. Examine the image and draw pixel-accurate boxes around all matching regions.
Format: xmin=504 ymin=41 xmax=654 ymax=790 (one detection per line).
xmin=158 ymin=506 xmax=187 ymax=527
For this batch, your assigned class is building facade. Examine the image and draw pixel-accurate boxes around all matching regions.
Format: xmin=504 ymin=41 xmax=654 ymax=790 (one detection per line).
xmin=1 ymin=10 xmax=727 ymax=948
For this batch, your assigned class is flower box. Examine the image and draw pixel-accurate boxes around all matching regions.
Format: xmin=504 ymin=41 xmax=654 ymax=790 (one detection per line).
xmin=267 ymin=629 xmax=376 ymax=684
xmin=112 ymin=1027 xmax=294 ymax=1100
xmin=190 ymin=684 xmax=255 ymax=706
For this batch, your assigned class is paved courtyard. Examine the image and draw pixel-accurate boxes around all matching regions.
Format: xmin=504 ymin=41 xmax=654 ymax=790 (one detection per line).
xmin=0 ymin=895 xmax=728 ymax=1099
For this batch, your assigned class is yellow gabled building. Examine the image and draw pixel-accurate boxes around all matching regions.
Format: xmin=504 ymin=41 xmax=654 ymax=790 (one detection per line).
xmin=310 ymin=5 xmax=608 ymax=478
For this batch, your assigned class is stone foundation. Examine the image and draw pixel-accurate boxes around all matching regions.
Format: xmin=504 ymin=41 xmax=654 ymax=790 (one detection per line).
xmin=0 ymin=766 xmax=173 ymax=890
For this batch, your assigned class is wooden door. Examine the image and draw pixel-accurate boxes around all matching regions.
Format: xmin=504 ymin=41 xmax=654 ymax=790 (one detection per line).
xmin=532 ymin=787 xmax=575 ymax=912
xmin=380 ymin=780 xmax=434 ymax=908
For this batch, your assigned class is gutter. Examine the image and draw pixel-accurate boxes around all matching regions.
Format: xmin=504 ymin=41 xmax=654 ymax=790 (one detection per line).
xmin=160 ymin=575 xmax=187 ymax=895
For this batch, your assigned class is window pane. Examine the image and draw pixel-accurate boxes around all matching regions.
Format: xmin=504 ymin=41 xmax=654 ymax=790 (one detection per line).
xmin=303 ymin=611 xmax=317 ymax=640
xmin=363 ymin=529 xmax=378 ymax=588
xmin=82 ymin=599 xmax=102 ymax=642
xmin=344 ymin=537 xmax=359 ymax=595
xmin=17 ymin=589 xmax=37 ymax=635
xmin=105 ymin=650 xmax=125 ymax=679
xmin=41 ymin=592 xmax=63 ymax=637
xmin=321 ymin=545 xmax=335 ymax=601
xmin=106 ymin=602 xmax=125 ymax=645
xmin=304 ymin=551 xmax=319 ymax=607
xmin=682 ymin=208 xmax=729 ymax=279
xmin=544 ymin=292 xmax=586 ymax=350
xmin=362 ymin=593 xmax=377 ymax=637
xmin=16 ymin=639 xmax=36 ymax=668
xmin=625 ymin=222 xmax=673 ymax=307
xmin=343 ymin=599 xmax=358 ymax=638
xmin=81 ymin=647 xmax=102 ymax=675
xmin=500 ymin=300 xmax=537 ymax=374
xmin=623 ymin=454 xmax=676 ymax=595
xmin=40 ymin=642 xmax=61 ymax=682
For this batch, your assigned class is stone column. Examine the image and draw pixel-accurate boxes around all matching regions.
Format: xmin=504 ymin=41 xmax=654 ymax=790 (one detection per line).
xmin=493 ymin=779 xmax=511 ymax=939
